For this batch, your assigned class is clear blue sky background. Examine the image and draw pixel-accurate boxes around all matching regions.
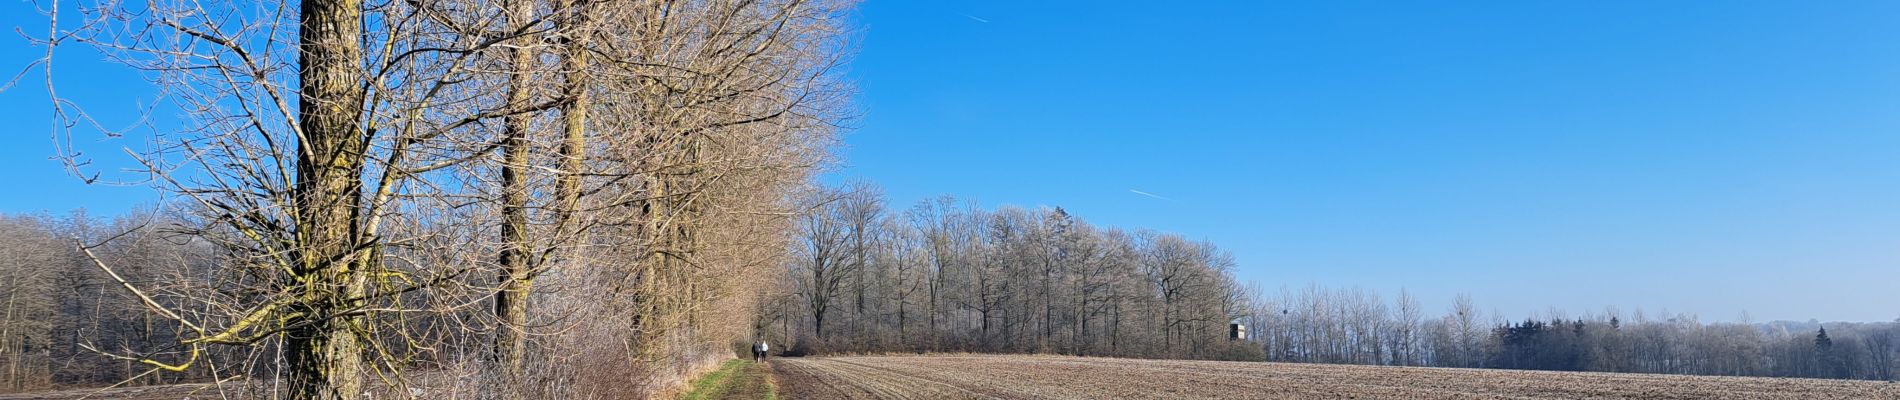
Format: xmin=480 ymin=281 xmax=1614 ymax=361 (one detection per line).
xmin=4 ymin=1 xmax=1898 ymax=322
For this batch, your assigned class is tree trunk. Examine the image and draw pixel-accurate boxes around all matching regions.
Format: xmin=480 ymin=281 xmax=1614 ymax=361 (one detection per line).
xmin=814 ymin=306 xmax=827 ymax=339
xmin=553 ymin=0 xmax=591 ymax=268
xmin=493 ymin=0 xmax=538 ymax=392
xmin=288 ymin=0 xmax=370 ymax=396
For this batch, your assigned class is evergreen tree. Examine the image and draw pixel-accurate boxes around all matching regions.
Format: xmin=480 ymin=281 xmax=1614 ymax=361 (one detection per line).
xmin=1815 ymin=326 xmax=1839 ymax=378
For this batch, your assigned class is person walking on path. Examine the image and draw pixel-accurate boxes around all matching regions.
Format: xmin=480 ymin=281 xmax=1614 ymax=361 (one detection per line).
xmin=753 ymin=340 xmax=770 ymax=362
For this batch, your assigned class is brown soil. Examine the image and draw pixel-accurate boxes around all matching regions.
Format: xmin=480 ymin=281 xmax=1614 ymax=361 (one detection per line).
xmin=774 ymin=355 xmax=1900 ymax=399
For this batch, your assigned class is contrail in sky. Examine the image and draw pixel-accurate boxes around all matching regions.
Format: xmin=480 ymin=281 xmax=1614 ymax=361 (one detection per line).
xmin=1128 ymin=189 xmax=1172 ymax=201
xmin=960 ymin=13 xmax=991 ymax=23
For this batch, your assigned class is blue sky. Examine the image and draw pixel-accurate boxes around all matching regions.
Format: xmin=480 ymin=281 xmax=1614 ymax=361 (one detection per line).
xmin=5 ymin=1 xmax=1899 ymax=322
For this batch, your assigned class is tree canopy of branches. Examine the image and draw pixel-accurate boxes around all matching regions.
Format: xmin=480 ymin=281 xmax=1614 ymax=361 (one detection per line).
xmin=21 ymin=0 xmax=853 ymax=398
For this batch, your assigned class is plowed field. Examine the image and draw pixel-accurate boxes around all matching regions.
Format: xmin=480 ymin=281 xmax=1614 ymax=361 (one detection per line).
xmin=773 ymin=355 xmax=1900 ymax=399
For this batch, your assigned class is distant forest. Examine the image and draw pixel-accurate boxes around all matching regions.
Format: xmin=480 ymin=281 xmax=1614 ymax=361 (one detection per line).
xmin=766 ymin=182 xmax=1899 ymax=381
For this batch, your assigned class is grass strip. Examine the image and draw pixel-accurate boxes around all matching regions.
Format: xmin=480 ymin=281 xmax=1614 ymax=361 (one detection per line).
xmin=680 ymin=359 xmax=746 ymax=400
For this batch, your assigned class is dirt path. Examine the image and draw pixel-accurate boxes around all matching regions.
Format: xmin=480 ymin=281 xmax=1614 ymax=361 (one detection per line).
xmin=774 ymin=355 xmax=1900 ymax=399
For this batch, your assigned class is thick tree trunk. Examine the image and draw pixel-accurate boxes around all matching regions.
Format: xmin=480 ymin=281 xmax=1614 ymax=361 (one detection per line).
xmin=289 ymin=0 xmax=369 ymax=396
xmin=814 ymin=308 xmax=826 ymax=339
xmin=493 ymin=0 xmax=540 ymax=393
xmin=928 ymin=271 xmax=938 ymax=347
xmin=554 ymin=0 xmax=590 ymax=255
xmin=812 ymin=252 xmax=831 ymax=340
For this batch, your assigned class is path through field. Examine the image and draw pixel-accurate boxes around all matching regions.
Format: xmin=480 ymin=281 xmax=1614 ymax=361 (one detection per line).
xmin=682 ymin=359 xmax=778 ymax=400
xmin=774 ymin=355 xmax=1900 ymax=399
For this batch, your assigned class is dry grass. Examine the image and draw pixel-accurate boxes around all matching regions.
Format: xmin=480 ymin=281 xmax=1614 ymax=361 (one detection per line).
xmin=775 ymin=355 xmax=1900 ymax=399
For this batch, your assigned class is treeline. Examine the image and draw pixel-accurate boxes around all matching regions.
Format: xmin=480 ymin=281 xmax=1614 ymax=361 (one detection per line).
xmin=19 ymin=0 xmax=853 ymax=398
xmin=0 ymin=211 xmax=228 ymax=390
xmin=1240 ymin=286 xmax=1898 ymax=380
xmin=767 ymin=183 xmax=1258 ymax=360
xmin=775 ymin=185 xmax=1899 ymax=381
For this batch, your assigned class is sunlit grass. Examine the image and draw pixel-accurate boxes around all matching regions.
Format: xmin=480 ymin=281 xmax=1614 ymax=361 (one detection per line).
xmin=681 ymin=359 xmax=775 ymax=400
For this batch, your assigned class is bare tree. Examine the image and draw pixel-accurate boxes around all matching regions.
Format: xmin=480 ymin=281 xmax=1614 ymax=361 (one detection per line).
xmin=794 ymin=187 xmax=856 ymax=341
xmin=1393 ymin=288 xmax=1422 ymax=366
xmin=1449 ymin=293 xmax=1483 ymax=368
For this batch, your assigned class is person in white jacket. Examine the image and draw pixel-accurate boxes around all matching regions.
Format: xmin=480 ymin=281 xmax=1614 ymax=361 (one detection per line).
xmin=753 ymin=340 xmax=769 ymax=362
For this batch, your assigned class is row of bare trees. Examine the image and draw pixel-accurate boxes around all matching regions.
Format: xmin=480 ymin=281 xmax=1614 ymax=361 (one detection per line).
xmin=768 ymin=183 xmax=1259 ymax=360
xmin=21 ymin=0 xmax=852 ymax=397
xmin=1237 ymin=285 xmax=1900 ymax=380
xmin=766 ymin=184 xmax=1898 ymax=380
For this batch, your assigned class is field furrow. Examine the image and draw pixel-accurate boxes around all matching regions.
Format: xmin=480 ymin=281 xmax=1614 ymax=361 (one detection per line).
xmin=774 ymin=355 xmax=1900 ymax=399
